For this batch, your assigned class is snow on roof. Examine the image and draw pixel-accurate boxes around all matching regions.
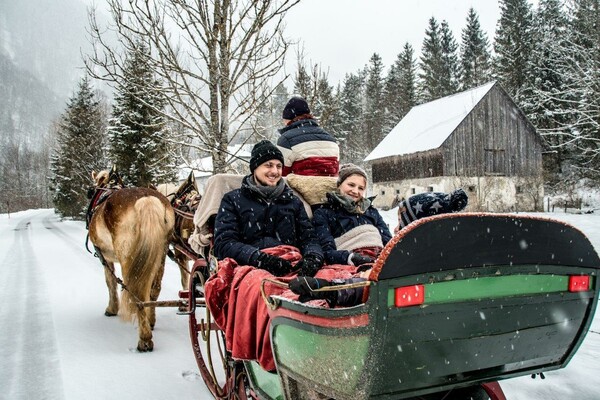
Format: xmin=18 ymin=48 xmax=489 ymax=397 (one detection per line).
xmin=365 ymin=81 xmax=496 ymax=162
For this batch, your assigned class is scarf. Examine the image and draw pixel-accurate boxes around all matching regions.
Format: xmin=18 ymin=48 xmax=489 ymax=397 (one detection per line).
xmin=245 ymin=175 xmax=286 ymax=202
xmin=328 ymin=191 xmax=371 ymax=214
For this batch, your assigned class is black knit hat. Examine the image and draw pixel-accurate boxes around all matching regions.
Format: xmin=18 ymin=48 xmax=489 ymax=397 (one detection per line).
xmin=337 ymin=163 xmax=367 ymax=186
xmin=282 ymin=96 xmax=310 ymax=120
xmin=250 ymin=140 xmax=284 ymax=172
xmin=398 ymin=189 xmax=468 ymax=229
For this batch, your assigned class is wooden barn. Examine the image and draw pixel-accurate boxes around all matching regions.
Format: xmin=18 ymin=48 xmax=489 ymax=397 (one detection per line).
xmin=365 ymin=81 xmax=544 ymax=212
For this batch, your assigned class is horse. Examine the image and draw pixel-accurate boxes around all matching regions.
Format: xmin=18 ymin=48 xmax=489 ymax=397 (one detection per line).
xmin=156 ymin=172 xmax=202 ymax=290
xmin=87 ymin=166 xmax=175 ymax=352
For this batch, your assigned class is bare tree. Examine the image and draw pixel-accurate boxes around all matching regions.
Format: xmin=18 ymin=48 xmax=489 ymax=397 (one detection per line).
xmin=85 ymin=0 xmax=299 ymax=172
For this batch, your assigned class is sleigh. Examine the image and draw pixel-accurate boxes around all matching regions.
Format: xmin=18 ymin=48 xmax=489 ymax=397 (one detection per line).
xmin=169 ymin=174 xmax=600 ymax=400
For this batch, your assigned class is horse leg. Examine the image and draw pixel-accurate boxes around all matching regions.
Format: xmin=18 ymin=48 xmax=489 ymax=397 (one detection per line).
xmin=148 ymin=256 xmax=166 ymax=330
xmin=103 ymin=261 xmax=119 ymax=316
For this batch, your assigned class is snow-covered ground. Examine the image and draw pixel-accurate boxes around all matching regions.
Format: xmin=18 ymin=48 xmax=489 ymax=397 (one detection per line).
xmin=1 ymin=208 xmax=599 ymax=400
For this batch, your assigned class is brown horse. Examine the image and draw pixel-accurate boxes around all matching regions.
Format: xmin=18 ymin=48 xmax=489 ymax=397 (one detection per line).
xmin=156 ymin=172 xmax=201 ymax=290
xmin=88 ymin=167 xmax=175 ymax=352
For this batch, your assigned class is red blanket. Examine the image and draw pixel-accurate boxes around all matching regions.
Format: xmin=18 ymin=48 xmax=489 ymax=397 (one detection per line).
xmin=204 ymin=245 xmax=356 ymax=371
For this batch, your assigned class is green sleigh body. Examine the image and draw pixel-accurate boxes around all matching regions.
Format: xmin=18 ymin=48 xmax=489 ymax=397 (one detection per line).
xmin=238 ymin=213 xmax=600 ymax=400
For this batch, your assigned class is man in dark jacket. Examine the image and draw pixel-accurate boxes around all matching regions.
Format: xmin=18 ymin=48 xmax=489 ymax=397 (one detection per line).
xmin=213 ymin=140 xmax=324 ymax=277
xmin=277 ymin=96 xmax=339 ymax=177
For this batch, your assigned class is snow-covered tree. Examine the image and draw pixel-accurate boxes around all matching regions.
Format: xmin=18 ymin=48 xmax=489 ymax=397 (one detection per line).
xmin=419 ymin=17 xmax=451 ymax=102
xmin=460 ymin=7 xmax=492 ymax=89
xmin=493 ymin=0 xmax=535 ymax=102
xmin=440 ymin=20 xmax=461 ymax=95
xmin=565 ymin=0 xmax=600 ymax=179
xmin=385 ymin=43 xmax=418 ymax=130
xmin=337 ymin=73 xmax=365 ymax=163
xmin=523 ymin=0 xmax=573 ymax=179
xmin=50 ymin=76 xmax=107 ymax=218
xmin=419 ymin=18 xmax=460 ymax=100
xmin=364 ymin=53 xmax=386 ymax=154
xmin=107 ymin=40 xmax=177 ymax=187
xmin=291 ymin=61 xmax=338 ymax=129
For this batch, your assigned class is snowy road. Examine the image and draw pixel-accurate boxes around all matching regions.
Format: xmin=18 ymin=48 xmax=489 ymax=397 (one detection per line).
xmin=0 ymin=209 xmax=209 ymax=400
xmin=1 ymin=209 xmax=599 ymax=399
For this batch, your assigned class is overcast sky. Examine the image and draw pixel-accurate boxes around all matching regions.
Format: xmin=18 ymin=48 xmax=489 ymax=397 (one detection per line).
xmin=282 ymin=0 xmax=506 ymax=86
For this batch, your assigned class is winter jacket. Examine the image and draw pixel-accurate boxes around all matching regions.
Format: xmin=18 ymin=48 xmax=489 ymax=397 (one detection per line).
xmin=213 ymin=175 xmax=323 ymax=266
xmin=312 ymin=193 xmax=392 ymax=265
xmin=277 ymin=118 xmax=339 ymax=177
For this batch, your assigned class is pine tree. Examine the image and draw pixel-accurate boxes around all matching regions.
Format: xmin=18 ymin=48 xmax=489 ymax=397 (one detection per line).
xmin=460 ymin=7 xmax=492 ymax=90
xmin=337 ymin=73 xmax=365 ymax=162
xmin=364 ymin=53 xmax=387 ymax=153
xmin=107 ymin=40 xmax=176 ymax=187
xmin=493 ymin=0 xmax=535 ymax=102
xmin=291 ymin=62 xmax=338 ymax=130
xmin=525 ymin=0 xmax=572 ymax=169
xmin=440 ymin=20 xmax=461 ymax=95
xmin=419 ymin=17 xmax=445 ymax=101
xmin=50 ymin=76 xmax=107 ymax=218
xmin=385 ymin=43 xmax=418 ymax=130
xmin=293 ymin=63 xmax=312 ymax=100
xmin=566 ymin=0 xmax=600 ymax=180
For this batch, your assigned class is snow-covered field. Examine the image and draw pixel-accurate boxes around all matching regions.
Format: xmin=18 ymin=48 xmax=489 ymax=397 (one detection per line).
xmin=1 ymin=208 xmax=599 ymax=400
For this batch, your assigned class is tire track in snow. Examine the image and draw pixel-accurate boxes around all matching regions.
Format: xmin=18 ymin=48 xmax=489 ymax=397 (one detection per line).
xmin=0 ymin=214 xmax=65 ymax=400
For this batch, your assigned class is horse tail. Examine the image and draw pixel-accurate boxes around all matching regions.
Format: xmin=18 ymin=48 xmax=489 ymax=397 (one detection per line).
xmin=120 ymin=195 xmax=175 ymax=322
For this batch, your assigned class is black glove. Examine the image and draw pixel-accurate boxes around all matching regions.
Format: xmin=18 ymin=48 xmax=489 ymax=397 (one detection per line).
xmin=256 ymin=252 xmax=293 ymax=277
xmin=289 ymin=277 xmax=336 ymax=304
xmin=296 ymin=254 xmax=324 ymax=277
xmin=350 ymin=253 xmax=375 ymax=266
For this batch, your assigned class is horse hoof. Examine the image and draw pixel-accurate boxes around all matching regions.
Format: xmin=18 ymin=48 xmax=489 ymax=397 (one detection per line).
xmin=137 ymin=340 xmax=154 ymax=352
xmin=104 ymin=310 xmax=117 ymax=317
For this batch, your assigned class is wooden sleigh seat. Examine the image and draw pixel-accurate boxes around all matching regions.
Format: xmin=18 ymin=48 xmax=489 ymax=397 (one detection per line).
xmin=258 ymin=213 xmax=600 ymax=400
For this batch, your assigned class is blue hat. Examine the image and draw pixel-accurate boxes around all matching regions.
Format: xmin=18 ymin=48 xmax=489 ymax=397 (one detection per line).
xmin=398 ymin=189 xmax=468 ymax=228
xmin=282 ymin=96 xmax=310 ymax=120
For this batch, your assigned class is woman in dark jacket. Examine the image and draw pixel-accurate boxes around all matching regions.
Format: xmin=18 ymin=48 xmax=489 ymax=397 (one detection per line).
xmin=213 ymin=140 xmax=324 ymax=277
xmin=292 ymin=187 xmax=469 ymax=307
xmin=312 ymin=163 xmax=392 ymax=266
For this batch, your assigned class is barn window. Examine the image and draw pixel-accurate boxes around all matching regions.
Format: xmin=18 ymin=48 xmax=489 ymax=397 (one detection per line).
xmin=381 ymin=190 xmax=386 ymax=195
xmin=411 ymin=188 xmax=416 ymax=194
xmin=516 ymin=186 xmax=523 ymax=194
xmin=468 ymin=185 xmax=476 ymax=192
xmin=484 ymin=149 xmax=506 ymax=175
xmin=396 ymin=189 xmax=400 ymax=195
xmin=427 ymin=186 xmax=434 ymax=192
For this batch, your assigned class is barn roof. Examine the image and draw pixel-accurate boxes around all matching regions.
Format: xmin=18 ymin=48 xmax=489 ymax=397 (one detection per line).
xmin=365 ymin=81 xmax=496 ymax=162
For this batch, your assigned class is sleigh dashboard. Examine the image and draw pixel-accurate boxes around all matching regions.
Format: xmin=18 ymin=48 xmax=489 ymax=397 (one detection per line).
xmin=265 ymin=213 xmax=600 ymax=400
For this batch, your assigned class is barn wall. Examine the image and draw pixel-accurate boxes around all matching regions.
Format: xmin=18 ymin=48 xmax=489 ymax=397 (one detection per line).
xmin=442 ymin=86 xmax=543 ymax=177
xmin=372 ymin=175 xmax=543 ymax=212
xmin=371 ymin=150 xmax=443 ymax=182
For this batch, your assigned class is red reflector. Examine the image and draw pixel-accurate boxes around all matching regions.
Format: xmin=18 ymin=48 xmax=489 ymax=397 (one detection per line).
xmin=395 ymin=285 xmax=425 ymax=307
xmin=569 ymin=275 xmax=590 ymax=292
